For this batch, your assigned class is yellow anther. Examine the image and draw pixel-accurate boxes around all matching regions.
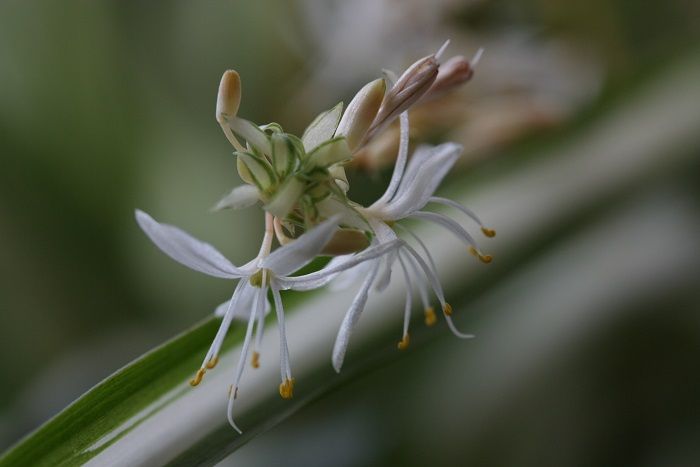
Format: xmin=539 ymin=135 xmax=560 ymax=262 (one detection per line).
xmin=251 ymin=351 xmax=260 ymax=369
xmin=206 ymin=356 xmax=219 ymax=369
xmin=469 ymin=246 xmax=493 ymax=264
xmin=443 ymin=303 xmax=453 ymax=316
xmin=397 ymin=334 xmax=410 ymax=350
xmin=481 ymin=227 xmax=496 ymax=238
xmin=279 ymin=378 xmax=295 ymax=399
xmin=424 ymin=307 xmax=437 ymax=326
xmin=189 ymin=368 xmax=206 ymax=387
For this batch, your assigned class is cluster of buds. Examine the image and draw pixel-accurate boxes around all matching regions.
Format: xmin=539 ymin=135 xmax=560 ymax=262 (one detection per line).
xmin=136 ymin=42 xmax=495 ymax=432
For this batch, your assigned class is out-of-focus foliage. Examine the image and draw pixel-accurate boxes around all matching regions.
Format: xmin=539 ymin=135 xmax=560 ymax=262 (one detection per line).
xmin=1 ymin=0 xmax=699 ymax=465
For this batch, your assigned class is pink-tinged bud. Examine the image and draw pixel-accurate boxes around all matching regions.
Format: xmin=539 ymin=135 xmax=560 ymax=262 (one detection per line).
xmin=216 ymin=70 xmax=241 ymax=124
xmin=364 ymin=54 xmax=439 ymax=143
xmin=335 ymin=78 xmax=386 ymax=151
xmin=423 ymin=55 xmax=474 ymax=100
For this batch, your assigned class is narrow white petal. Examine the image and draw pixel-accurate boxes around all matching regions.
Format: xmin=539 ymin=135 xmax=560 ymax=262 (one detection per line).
xmin=332 ymin=261 xmax=381 ymax=372
xmin=278 ymin=240 xmax=399 ymax=290
xmin=378 ymin=143 xmax=462 ymax=220
xmin=211 ymin=185 xmax=259 ymax=211
xmin=135 ymin=210 xmax=244 ymax=279
xmin=397 ymin=143 xmax=458 ymax=199
xmin=369 ymin=111 xmax=410 ymax=208
xmin=261 ymin=215 xmax=341 ymax=276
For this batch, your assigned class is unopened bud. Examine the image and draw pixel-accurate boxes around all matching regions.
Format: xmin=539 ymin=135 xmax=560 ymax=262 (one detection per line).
xmin=364 ymin=54 xmax=439 ymax=143
xmin=216 ymin=70 xmax=241 ymax=124
xmin=320 ymin=229 xmax=370 ymax=255
xmin=335 ymin=78 xmax=386 ymax=151
xmin=423 ymin=55 xmax=474 ymax=101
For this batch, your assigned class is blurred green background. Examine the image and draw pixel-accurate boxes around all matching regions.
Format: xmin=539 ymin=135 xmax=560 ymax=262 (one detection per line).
xmin=1 ymin=0 xmax=699 ymax=465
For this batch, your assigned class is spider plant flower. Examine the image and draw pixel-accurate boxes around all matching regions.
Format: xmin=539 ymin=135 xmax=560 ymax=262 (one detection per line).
xmin=135 ymin=211 xmax=393 ymax=431
xmin=327 ymin=110 xmax=496 ymax=372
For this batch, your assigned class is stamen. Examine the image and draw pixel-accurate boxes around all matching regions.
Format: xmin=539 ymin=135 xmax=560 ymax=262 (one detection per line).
xmin=427 ymin=197 xmax=495 ymax=239
xmin=279 ymin=378 xmax=295 ymax=399
xmin=443 ymin=303 xmax=453 ymax=316
xmin=397 ymin=333 xmax=410 ymax=350
xmin=401 ymin=242 xmax=447 ymax=308
xmin=445 ymin=314 xmax=475 ymax=339
xmin=190 ymin=368 xmax=206 ymax=387
xmin=424 ymin=307 xmax=437 ymax=326
xmin=227 ymin=286 xmax=262 ymax=431
xmin=468 ymin=246 xmax=493 ymax=264
xmin=397 ymin=254 xmax=414 ymax=346
xmin=411 ymin=211 xmax=480 ymax=252
xmin=206 ymin=356 xmax=219 ymax=369
xmin=201 ymin=280 xmax=245 ymax=376
xmin=272 ymin=286 xmax=293 ymax=383
xmin=251 ymin=351 xmax=260 ymax=369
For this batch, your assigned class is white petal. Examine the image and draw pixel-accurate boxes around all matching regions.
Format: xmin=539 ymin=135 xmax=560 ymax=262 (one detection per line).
xmin=369 ymin=111 xmax=410 ymax=207
xmin=135 ymin=210 xmax=244 ymax=279
xmin=261 ymin=215 xmax=341 ymax=276
xmin=332 ymin=261 xmax=381 ymax=372
xmin=378 ymin=143 xmax=462 ymax=220
xmin=277 ymin=240 xmax=399 ymax=291
xmin=211 ymin=185 xmax=260 ymax=211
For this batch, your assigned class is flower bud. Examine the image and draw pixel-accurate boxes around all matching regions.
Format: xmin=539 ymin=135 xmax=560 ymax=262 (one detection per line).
xmin=320 ymin=229 xmax=370 ymax=255
xmin=335 ymin=78 xmax=386 ymax=151
xmin=364 ymin=54 xmax=439 ymax=143
xmin=423 ymin=55 xmax=473 ymax=101
xmin=216 ymin=70 xmax=241 ymax=125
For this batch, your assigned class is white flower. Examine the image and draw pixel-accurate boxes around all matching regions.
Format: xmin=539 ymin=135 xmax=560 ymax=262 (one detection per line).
xmin=327 ymin=110 xmax=496 ymax=372
xmin=135 ymin=210 xmax=394 ymax=432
